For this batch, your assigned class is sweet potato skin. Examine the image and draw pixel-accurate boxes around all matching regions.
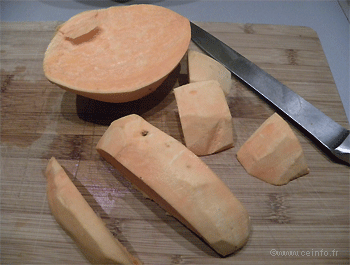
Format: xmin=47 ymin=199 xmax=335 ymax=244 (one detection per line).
xmin=45 ymin=157 xmax=142 ymax=265
xmin=96 ymin=114 xmax=251 ymax=256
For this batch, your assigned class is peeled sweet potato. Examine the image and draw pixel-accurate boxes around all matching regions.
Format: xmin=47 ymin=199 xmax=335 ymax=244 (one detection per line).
xmin=174 ymin=80 xmax=234 ymax=156
xmin=43 ymin=5 xmax=191 ymax=103
xmin=96 ymin=114 xmax=250 ymax=256
xmin=237 ymin=113 xmax=309 ymax=185
xmin=188 ymin=50 xmax=232 ymax=96
xmin=45 ymin=157 xmax=142 ymax=265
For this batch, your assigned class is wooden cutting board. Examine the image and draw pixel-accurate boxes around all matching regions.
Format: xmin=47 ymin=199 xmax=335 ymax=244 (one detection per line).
xmin=1 ymin=21 xmax=349 ymax=265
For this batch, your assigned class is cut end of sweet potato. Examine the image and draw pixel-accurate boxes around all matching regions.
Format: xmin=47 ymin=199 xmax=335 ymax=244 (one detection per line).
xmin=174 ymin=80 xmax=234 ymax=156
xmin=237 ymin=113 xmax=309 ymax=185
xmin=96 ymin=114 xmax=250 ymax=256
xmin=43 ymin=5 xmax=191 ymax=103
xmin=45 ymin=157 xmax=142 ymax=265
xmin=188 ymin=50 xmax=232 ymax=96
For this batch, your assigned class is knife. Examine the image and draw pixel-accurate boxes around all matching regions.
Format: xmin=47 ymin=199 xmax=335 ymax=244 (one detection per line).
xmin=190 ymin=22 xmax=349 ymax=165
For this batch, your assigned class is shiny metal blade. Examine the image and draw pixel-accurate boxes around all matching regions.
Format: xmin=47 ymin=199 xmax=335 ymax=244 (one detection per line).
xmin=190 ymin=22 xmax=349 ymax=165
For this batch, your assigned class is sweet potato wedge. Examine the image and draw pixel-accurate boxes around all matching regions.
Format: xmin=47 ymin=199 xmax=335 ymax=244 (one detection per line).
xmin=45 ymin=157 xmax=142 ymax=264
xmin=96 ymin=114 xmax=250 ymax=256
xmin=237 ymin=113 xmax=309 ymax=185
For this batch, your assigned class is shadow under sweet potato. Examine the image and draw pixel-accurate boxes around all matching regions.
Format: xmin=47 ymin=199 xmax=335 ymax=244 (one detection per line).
xmin=76 ymin=64 xmax=181 ymax=125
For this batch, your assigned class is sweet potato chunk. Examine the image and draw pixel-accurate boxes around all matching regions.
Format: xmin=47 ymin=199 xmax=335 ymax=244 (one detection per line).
xmin=96 ymin=114 xmax=250 ymax=256
xmin=174 ymin=80 xmax=234 ymax=156
xmin=237 ymin=113 xmax=309 ymax=185
xmin=45 ymin=157 xmax=142 ymax=265
xmin=188 ymin=50 xmax=232 ymax=95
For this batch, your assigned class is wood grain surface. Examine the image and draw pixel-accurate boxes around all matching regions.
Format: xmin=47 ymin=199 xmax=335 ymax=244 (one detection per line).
xmin=1 ymin=21 xmax=349 ymax=265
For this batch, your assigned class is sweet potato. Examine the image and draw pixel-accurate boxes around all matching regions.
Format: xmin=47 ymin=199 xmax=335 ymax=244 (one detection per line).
xmin=96 ymin=114 xmax=250 ymax=256
xmin=45 ymin=157 xmax=142 ymax=265
xmin=43 ymin=5 xmax=191 ymax=103
xmin=188 ymin=50 xmax=232 ymax=96
xmin=237 ymin=113 xmax=309 ymax=185
xmin=174 ymin=80 xmax=234 ymax=155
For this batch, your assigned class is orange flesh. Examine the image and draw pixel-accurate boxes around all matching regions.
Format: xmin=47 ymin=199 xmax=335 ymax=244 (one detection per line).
xmin=45 ymin=157 xmax=142 ymax=265
xmin=237 ymin=113 xmax=309 ymax=185
xmin=174 ymin=80 xmax=234 ymax=155
xmin=188 ymin=50 xmax=232 ymax=96
xmin=96 ymin=114 xmax=250 ymax=256
xmin=43 ymin=5 xmax=191 ymax=102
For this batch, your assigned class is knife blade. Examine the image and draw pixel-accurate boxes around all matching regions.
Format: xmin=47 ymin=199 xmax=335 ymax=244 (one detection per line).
xmin=190 ymin=22 xmax=349 ymax=165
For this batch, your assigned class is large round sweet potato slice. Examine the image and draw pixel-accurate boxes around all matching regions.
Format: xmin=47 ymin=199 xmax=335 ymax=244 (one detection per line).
xmin=43 ymin=5 xmax=191 ymax=103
